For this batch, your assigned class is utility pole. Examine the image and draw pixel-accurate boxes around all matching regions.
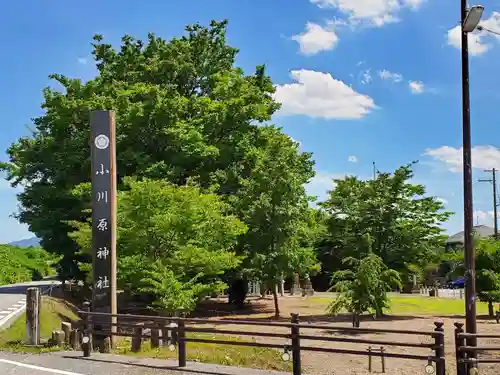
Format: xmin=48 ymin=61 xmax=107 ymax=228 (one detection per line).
xmin=460 ymin=2 xmax=482 ymax=367
xmin=479 ymin=168 xmax=498 ymax=240
xmin=373 ymin=161 xmax=376 ymax=180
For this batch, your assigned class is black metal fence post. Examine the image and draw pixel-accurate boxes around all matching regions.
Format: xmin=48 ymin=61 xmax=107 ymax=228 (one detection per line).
xmin=454 ymin=322 xmax=466 ymax=375
xmin=177 ymin=319 xmax=186 ymax=367
xmin=433 ymin=322 xmax=445 ymax=375
xmin=82 ymin=301 xmax=91 ymax=357
xmin=291 ymin=313 xmax=301 ymax=375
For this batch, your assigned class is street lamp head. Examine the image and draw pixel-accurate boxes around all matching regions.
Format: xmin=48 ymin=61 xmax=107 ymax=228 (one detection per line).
xmin=463 ymin=5 xmax=485 ymax=33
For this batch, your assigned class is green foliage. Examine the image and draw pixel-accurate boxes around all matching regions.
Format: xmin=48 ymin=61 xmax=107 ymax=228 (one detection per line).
xmin=0 ymin=245 xmax=57 ymax=284
xmin=446 ymin=238 xmax=500 ymax=311
xmin=328 ymin=251 xmax=401 ymax=325
xmin=319 ymin=163 xmax=451 ymax=283
xmin=69 ymin=178 xmax=245 ymax=314
xmin=0 ymin=20 xmax=279 ymax=280
xmin=231 ymin=126 xmax=318 ymax=314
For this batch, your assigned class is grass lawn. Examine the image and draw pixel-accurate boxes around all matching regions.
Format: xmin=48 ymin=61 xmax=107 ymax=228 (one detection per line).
xmin=0 ymin=296 xmax=79 ymax=352
xmin=310 ymin=294 xmax=490 ymax=316
xmin=388 ymin=295 xmax=489 ymax=315
xmin=115 ymin=331 xmax=292 ymax=372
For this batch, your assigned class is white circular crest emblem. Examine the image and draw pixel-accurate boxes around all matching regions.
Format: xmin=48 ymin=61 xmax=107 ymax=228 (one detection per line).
xmin=425 ymin=365 xmax=435 ymax=374
xmin=94 ymin=134 xmax=110 ymax=150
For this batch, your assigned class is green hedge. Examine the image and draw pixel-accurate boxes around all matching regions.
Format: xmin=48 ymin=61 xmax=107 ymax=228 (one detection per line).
xmin=0 ymin=245 xmax=56 ymax=285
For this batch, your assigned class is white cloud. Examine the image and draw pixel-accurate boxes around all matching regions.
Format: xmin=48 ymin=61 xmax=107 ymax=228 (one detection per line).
xmin=361 ymin=69 xmax=372 ymax=84
xmin=348 ymin=155 xmax=358 ymax=163
xmin=474 ymin=210 xmax=500 ymax=226
xmin=409 ymin=80 xmax=424 ymax=94
xmin=306 ymin=173 xmax=337 ymax=202
xmin=474 ymin=210 xmax=489 ymax=221
xmin=480 ymin=12 xmax=500 ymax=37
xmin=77 ymin=57 xmax=88 ymax=65
xmin=378 ymin=69 xmax=403 ymax=83
xmin=288 ymin=135 xmax=302 ymax=147
xmin=446 ymin=12 xmax=500 ymax=56
xmin=447 ymin=26 xmax=489 ymax=56
xmin=436 ymin=197 xmax=448 ymax=205
xmin=292 ymin=22 xmax=339 ymax=55
xmin=306 ymin=172 xmax=354 ymax=201
xmin=274 ymin=69 xmax=376 ymax=120
xmin=404 ymin=0 xmax=425 ymax=8
xmin=424 ymin=145 xmax=500 ymax=172
xmin=310 ymin=0 xmax=425 ymax=27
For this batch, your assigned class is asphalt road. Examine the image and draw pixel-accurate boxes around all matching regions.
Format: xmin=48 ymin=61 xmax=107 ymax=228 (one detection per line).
xmin=0 ymin=351 xmax=288 ymax=375
xmin=0 ymin=277 xmax=61 ymax=329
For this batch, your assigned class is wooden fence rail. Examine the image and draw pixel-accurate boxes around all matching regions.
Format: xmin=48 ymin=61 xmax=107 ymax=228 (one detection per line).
xmin=77 ymin=302 xmax=446 ymax=375
xmin=454 ymin=321 xmax=500 ymax=375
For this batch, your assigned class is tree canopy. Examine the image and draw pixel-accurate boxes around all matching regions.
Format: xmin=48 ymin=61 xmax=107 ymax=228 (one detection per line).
xmin=319 ymin=163 xmax=451 ymax=284
xmin=318 ymin=163 xmax=451 ymax=323
xmin=69 ymin=178 xmax=245 ymax=314
xmin=0 ymin=20 xmax=318 ymax=314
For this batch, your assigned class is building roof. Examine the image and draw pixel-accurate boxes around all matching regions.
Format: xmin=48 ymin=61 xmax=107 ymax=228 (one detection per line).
xmin=445 ymin=225 xmax=494 ymax=244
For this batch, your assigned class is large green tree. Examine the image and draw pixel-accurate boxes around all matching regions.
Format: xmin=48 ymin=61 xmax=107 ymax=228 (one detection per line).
xmin=319 ymin=163 xmax=451 ymax=287
xmin=70 ymin=178 xmax=246 ymax=314
xmin=0 ymin=20 xmax=282 ymax=280
xmin=232 ymin=126 xmax=319 ymax=316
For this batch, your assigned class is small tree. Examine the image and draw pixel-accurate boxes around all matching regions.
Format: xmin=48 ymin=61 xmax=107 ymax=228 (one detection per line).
xmin=328 ymin=252 xmax=401 ymax=327
xmin=477 ymin=269 xmax=500 ymax=318
xmin=444 ymin=238 xmax=500 ymax=318
xmin=69 ymin=178 xmax=246 ymax=315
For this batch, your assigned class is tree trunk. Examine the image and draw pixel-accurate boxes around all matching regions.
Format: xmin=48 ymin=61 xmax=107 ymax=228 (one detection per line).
xmin=272 ymin=285 xmax=280 ymax=318
xmin=489 ymin=300 xmax=495 ymax=318
xmin=352 ymin=313 xmax=360 ymax=328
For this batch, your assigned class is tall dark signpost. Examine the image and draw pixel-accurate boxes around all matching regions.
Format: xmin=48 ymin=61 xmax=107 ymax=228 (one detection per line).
xmin=90 ymin=110 xmax=117 ymax=348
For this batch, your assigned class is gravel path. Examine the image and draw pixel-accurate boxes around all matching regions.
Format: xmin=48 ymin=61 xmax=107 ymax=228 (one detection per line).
xmin=197 ymin=296 xmax=500 ymax=375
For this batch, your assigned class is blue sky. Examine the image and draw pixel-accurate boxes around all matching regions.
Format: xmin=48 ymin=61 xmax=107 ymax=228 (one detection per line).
xmin=2 ymin=0 xmax=500 ymax=243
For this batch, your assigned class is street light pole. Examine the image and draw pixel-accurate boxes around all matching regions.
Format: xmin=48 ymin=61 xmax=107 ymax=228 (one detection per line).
xmin=461 ymin=2 xmax=484 ymax=369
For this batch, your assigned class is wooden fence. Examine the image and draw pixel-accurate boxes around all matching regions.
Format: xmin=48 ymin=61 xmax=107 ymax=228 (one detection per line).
xmin=77 ymin=302 xmax=446 ymax=375
xmin=454 ymin=322 xmax=500 ymax=375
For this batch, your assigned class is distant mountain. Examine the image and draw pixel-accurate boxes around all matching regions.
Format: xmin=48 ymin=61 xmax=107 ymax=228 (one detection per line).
xmin=7 ymin=236 xmax=41 ymax=248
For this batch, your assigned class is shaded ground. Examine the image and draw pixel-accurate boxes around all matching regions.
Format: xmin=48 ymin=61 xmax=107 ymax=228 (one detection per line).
xmin=190 ymin=294 xmax=500 ymax=375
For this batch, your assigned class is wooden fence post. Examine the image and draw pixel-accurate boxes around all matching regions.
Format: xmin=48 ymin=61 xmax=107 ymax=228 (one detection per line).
xmin=380 ymin=347 xmax=385 ymax=373
xmin=291 ymin=313 xmax=301 ymax=375
xmin=454 ymin=322 xmax=466 ymax=375
xmin=169 ymin=322 xmax=178 ymax=346
xmin=177 ymin=319 xmax=186 ymax=367
xmin=26 ymin=287 xmax=41 ymax=346
xmin=367 ymin=346 xmax=372 ymax=372
xmin=131 ymin=323 xmax=143 ymax=352
xmin=433 ymin=322 xmax=445 ymax=375
xmin=82 ymin=301 xmax=91 ymax=357
xmin=151 ymin=323 xmax=162 ymax=349
xmin=61 ymin=322 xmax=72 ymax=345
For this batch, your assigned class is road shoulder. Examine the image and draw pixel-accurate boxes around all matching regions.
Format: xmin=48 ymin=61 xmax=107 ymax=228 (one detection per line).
xmin=0 ymin=350 xmax=290 ymax=375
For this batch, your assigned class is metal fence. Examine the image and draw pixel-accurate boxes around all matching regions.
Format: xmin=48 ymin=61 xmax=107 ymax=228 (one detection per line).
xmin=77 ymin=302 xmax=446 ymax=375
